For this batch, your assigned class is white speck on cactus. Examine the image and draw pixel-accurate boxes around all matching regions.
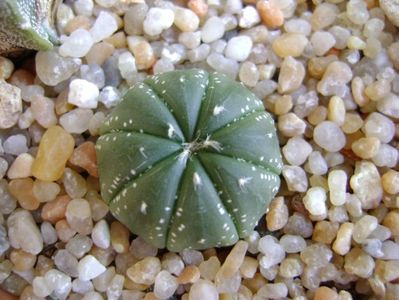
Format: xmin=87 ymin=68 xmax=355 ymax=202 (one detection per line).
xmin=238 ymin=177 xmax=252 ymax=190
xmin=193 ymin=172 xmax=202 ymax=190
xmin=140 ymin=202 xmax=147 ymax=214
xmin=213 ymin=105 xmax=225 ymax=116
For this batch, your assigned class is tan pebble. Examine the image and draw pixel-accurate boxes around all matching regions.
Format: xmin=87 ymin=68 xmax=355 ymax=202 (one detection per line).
xmin=187 ymin=0 xmax=208 ymax=17
xmin=328 ymin=96 xmax=345 ymax=126
xmin=342 ymin=113 xmax=363 ymax=134
xmin=382 ymin=170 xmax=399 ymax=195
xmin=31 ymin=126 xmax=75 ymax=182
xmin=142 ymin=292 xmax=160 ymax=300
xmin=9 ymin=178 xmax=40 ymax=210
xmin=272 ymin=33 xmax=308 ymax=58
xmin=177 ymin=265 xmax=200 ymax=284
xmin=308 ymin=56 xmax=338 ymax=80
xmin=35 ymin=255 xmax=54 ymax=277
xmin=216 ymin=240 xmax=248 ymax=280
xmin=351 ymin=137 xmax=380 ymax=159
xmin=274 ymin=95 xmax=293 ymax=115
xmin=332 ymin=222 xmax=353 ymax=256
xmin=238 ymin=284 xmax=253 ymax=300
xmin=256 ymin=0 xmax=284 ymax=28
xmin=104 ymin=32 xmax=127 ymax=49
xmin=55 ymin=89 xmax=73 ymax=116
xmin=308 ymin=106 xmax=327 ymax=126
xmin=266 ymin=196 xmax=288 ymax=231
xmin=383 ymin=210 xmax=399 ymax=236
xmin=10 ymin=249 xmax=36 ymax=272
xmin=69 ymin=141 xmax=98 ymax=177
xmin=239 ymin=256 xmax=258 ymax=279
xmin=314 ymin=286 xmax=339 ymax=300
xmin=278 ymin=56 xmax=305 ymax=94
xmin=351 ymin=77 xmax=369 ymax=107
xmin=32 ymin=180 xmax=60 ymax=203
xmin=111 ymin=221 xmax=130 ymax=253
xmin=313 ymin=221 xmax=339 ymax=244
xmin=86 ymin=42 xmax=115 ymax=66
xmin=127 ymin=39 xmax=156 ymax=70
xmin=64 ymin=16 xmax=91 ymax=35
xmin=126 ymin=257 xmax=161 ymax=285
xmin=242 ymin=272 xmax=267 ymax=293
xmin=0 ymin=56 xmax=14 ymax=80
xmin=382 ymin=261 xmax=399 ymax=282
xmin=7 ymin=153 xmax=34 ymax=179
xmin=198 ymin=256 xmax=221 ymax=281
xmin=41 ymin=195 xmax=71 ymax=224
xmin=365 ymin=79 xmax=391 ymax=101
xmin=55 ymin=219 xmax=76 ymax=242
xmin=344 ymin=248 xmax=375 ymax=278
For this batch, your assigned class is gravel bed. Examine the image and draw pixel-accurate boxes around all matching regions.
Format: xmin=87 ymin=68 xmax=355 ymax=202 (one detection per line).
xmin=1 ymin=0 xmax=399 ymax=299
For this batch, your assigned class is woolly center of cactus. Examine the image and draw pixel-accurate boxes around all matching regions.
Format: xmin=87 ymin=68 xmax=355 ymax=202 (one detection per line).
xmin=181 ymin=135 xmax=223 ymax=157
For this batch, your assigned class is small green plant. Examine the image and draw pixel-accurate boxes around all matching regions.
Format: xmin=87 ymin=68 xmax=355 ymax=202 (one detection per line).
xmin=96 ymin=69 xmax=282 ymax=251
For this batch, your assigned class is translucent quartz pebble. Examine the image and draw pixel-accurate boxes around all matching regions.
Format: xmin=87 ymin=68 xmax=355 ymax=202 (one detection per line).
xmin=189 ymin=279 xmax=218 ymax=300
xmin=65 ymin=198 xmax=93 ymax=235
xmin=68 ymin=79 xmax=99 ymax=109
xmin=31 ymin=126 xmax=75 ymax=182
xmin=59 ymin=108 xmax=93 ymax=134
xmin=59 ymin=29 xmax=94 ymax=58
xmin=78 ymin=255 xmax=106 ymax=281
xmin=143 ymin=7 xmax=175 ymax=36
xmin=7 ymin=209 xmax=43 ymax=255
xmin=66 ymin=234 xmax=93 ymax=258
xmin=90 ymin=11 xmax=118 ymax=43
xmin=35 ymin=50 xmax=81 ymax=86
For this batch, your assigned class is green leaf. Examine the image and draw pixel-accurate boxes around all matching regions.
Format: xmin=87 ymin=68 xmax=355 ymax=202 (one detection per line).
xmin=96 ymin=132 xmax=182 ymax=203
xmin=199 ymin=152 xmax=280 ymax=238
xmin=109 ymin=154 xmax=186 ymax=249
xmin=144 ymin=69 xmax=208 ymax=140
xmin=166 ymin=158 xmax=238 ymax=251
xmin=100 ymin=83 xmax=185 ymax=143
xmin=195 ymin=72 xmax=264 ymax=138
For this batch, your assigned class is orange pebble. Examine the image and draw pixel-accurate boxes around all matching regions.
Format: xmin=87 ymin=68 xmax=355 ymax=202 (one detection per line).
xmin=314 ymin=286 xmax=339 ymax=300
xmin=188 ymin=0 xmax=208 ymax=18
xmin=42 ymin=195 xmax=71 ymax=224
xmin=257 ymin=0 xmax=284 ymax=28
xmin=178 ymin=265 xmax=201 ymax=284
xmin=69 ymin=141 xmax=98 ymax=177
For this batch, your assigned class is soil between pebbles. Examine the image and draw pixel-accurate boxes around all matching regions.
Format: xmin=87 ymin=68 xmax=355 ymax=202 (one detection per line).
xmin=1 ymin=0 xmax=399 ymax=299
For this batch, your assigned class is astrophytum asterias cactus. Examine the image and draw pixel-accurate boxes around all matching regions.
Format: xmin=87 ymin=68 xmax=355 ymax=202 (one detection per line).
xmin=96 ymin=69 xmax=283 ymax=251
xmin=0 ymin=0 xmax=59 ymax=55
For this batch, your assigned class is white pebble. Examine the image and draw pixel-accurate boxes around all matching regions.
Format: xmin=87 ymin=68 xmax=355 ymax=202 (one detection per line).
xmin=98 ymin=86 xmax=121 ymax=109
xmin=7 ymin=153 xmax=33 ymax=179
xmin=372 ymin=144 xmax=398 ymax=168
xmin=59 ymin=29 xmax=94 ymax=58
xmin=328 ymin=170 xmax=348 ymax=206
xmin=92 ymin=220 xmax=110 ymax=249
xmin=363 ymin=112 xmax=395 ymax=143
xmin=154 ymin=270 xmax=178 ymax=299
xmin=90 ymin=11 xmax=118 ymax=43
xmin=239 ymin=6 xmax=260 ymax=28
xmin=118 ymin=52 xmax=137 ymax=82
xmin=303 ymin=187 xmax=327 ymax=216
xmin=225 ymin=36 xmax=253 ymax=61
xmin=60 ymin=108 xmax=93 ymax=134
xmin=178 ymin=31 xmax=201 ymax=50
xmin=78 ymin=255 xmax=106 ymax=281
xmin=33 ymin=276 xmax=53 ymax=298
xmin=189 ymin=279 xmax=218 ymax=300
xmin=68 ymin=79 xmax=99 ymax=109
xmin=314 ymin=121 xmax=346 ymax=152
xmin=73 ymin=0 xmax=93 ymax=16
xmin=174 ymin=7 xmax=199 ymax=32
xmin=283 ymin=137 xmax=312 ymax=166
xmin=258 ymin=235 xmax=285 ymax=268
xmin=143 ymin=7 xmax=175 ymax=36
xmin=3 ymin=134 xmax=28 ymax=155
xmin=201 ymin=16 xmax=225 ymax=43
xmin=282 ymin=166 xmax=308 ymax=192
xmin=307 ymin=151 xmax=328 ymax=175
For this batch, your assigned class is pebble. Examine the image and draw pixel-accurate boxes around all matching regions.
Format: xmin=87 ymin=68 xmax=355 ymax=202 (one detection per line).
xmin=154 ymin=270 xmax=178 ymax=299
xmin=278 ymin=112 xmax=307 ymax=137
xmin=35 ymin=50 xmax=81 ymax=86
xmin=80 ymin=64 xmax=105 ymax=89
xmin=382 ymin=170 xmax=399 ymax=195
xmin=174 ymin=7 xmax=199 ymax=32
xmin=59 ymin=28 xmax=94 ymax=58
xmin=66 ymin=234 xmax=93 ymax=258
xmin=86 ymin=42 xmax=115 ymax=66
xmin=328 ymin=96 xmax=345 ymax=126
xmin=308 ymin=151 xmax=328 ymax=175
xmin=82 ymin=291 xmax=104 ymax=300
xmin=111 ymin=221 xmax=130 ymax=253
xmin=9 ymin=178 xmax=39 ymax=210
xmin=0 ymin=80 xmax=22 ymax=129
xmin=31 ymin=95 xmax=57 ymax=128
xmin=383 ymin=211 xmax=399 ymax=236
xmin=72 ymin=278 xmax=94 ymax=294
xmin=350 ymin=161 xmax=383 ymax=209
xmin=127 ymin=38 xmax=156 ymax=70
xmin=238 ymin=6 xmax=260 ymax=28
xmin=266 ymin=196 xmax=288 ymax=231
xmin=92 ymin=220 xmax=111 ymax=249
xmin=353 ymin=215 xmax=379 ymax=244
xmin=41 ymin=195 xmax=70 ymax=223
xmin=98 ymin=86 xmax=121 ymax=108
xmin=41 ymin=222 xmax=58 ymax=245
xmin=3 ymin=134 xmax=28 ymax=155
xmin=7 ymin=153 xmax=34 ymax=179
xmin=107 ymin=274 xmax=124 ymax=300
xmin=344 ymin=248 xmax=374 ymax=278
xmin=130 ymin=236 xmax=158 ymax=259
xmin=328 ymin=170 xmax=347 ymax=206
xmin=33 ymin=276 xmax=53 ymax=297
xmin=239 ymin=61 xmax=259 ymax=87
xmin=283 ymin=137 xmax=312 ymax=166
xmin=63 ymin=168 xmax=87 ymax=198
xmin=56 ymin=219 xmax=77 ymax=243
xmin=282 ymin=165 xmax=308 ymax=192
xmin=280 ymin=234 xmax=306 ymax=253
xmin=303 ymin=187 xmax=327 ymax=216
xmin=0 ymin=56 xmax=14 ymax=79
xmin=279 ymin=256 xmax=304 ymax=278
xmin=90 ymin=11 xmax=118 ymax=43
xmin=162 ymin=253 xmax=184 ymax=276
xmin=198 ymin=257 xmax=220 ymax=281
xmin=59 ymin=108 xmax=93 ymax=134
xmin=333 ymin=222 xmax=354 ymax=256
xmin=258 ymin=236 xmax=285 ymax=268
xmin=206 ymin=53 xmax=239 ymax=79
xmin=66 ymin=198 xmax=93 ymax=235
xmin=189 ymin=279 xmax=218 ymax=300
xmin=0 ymin=158 xmax=8 ymax=179
xmin=313 ymin=121 xmax=346 ymax=152
xmin=379 ymin=0 xmax=399 ymax=27
xmin=92 ymin=266 xmax=115 ymax=292
xmin=278 ymin=56 xmax=305 ymax=93
xmin=44 ymin=269 xmax=72 ymax=298
xmin=86 ymin=190 xmax=109 ymax=221
xmin=124 ymin=4 xmax=148 ymax=35
xmin=257 ymin=0 xmax=284 ymax=28
xmin=217 ymin=241 xmax=248 ymax=280
xmin=68 ymin=78 xmax=99 ymax=109
xmin=181 ymin=249 xmax=204 ymax=266
xmin=201 ymin=17 xmax=225 ymax=43
xmin=69 ymin=141 xmax=98 ymax=177
xmin=143 ymin=7 xmax=175 ymax=36
xmin=31 ymin=126 xmax=75 ymax=181
xmin=7 ymin=209 xmax=43 ymax=255
xmin=272 ymin=33 xmax=308 ymax=58
xmin=10 ymin=249 xmax=37 ymax=271
xmin=256 ymin=282 xmax=288 ymax=299
xmin=126 ymin=257 xmax=161 ymax=285
xmin=317 ymin=61 xmax=353 ymax=97
xmin=224 ymin=36 xmax=253 ymax=62
xmin=78 ymin=255 xmax=106 ymax=281
xmin=352 ymin=137 xmax=381 ymax=159
xmin=363 ymin=112 xmax=395 ymax=143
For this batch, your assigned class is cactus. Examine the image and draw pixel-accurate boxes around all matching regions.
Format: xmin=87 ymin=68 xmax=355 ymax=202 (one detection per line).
xmin=96 ymin=69 xmax=283 ymax=251
xmin=0 ymin=0 xmax=59 ymax=55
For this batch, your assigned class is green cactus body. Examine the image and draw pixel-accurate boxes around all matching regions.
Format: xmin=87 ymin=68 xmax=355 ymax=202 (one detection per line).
xmin=96 ymin=69 xmax=283 ymax=251
xmin=0 ymin=0 xmax=59 ymax=55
